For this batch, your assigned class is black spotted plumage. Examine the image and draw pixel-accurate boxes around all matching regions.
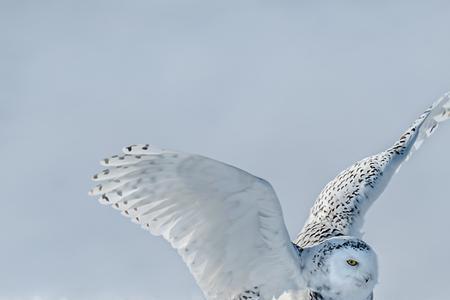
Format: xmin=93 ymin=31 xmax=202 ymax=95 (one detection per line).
xmin=295 ymin=94 xmax=450 ymax=249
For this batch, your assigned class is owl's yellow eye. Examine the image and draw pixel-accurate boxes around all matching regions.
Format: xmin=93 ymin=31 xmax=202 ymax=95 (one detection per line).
xmin=346 ymin=259 xmax=359 ymax=266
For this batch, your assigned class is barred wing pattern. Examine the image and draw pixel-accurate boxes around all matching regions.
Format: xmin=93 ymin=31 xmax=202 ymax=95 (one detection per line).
xmin=89 ymin=146 xmax=302 ymax=300
xmin=296 ymin=93 xmax=450 ymax=248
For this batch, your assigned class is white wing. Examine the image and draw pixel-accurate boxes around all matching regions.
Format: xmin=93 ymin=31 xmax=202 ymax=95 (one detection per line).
xmin=296 ymin=93 xmax=450 ymax=248
xmin=89 ymin=145 xmax=302 ymax=300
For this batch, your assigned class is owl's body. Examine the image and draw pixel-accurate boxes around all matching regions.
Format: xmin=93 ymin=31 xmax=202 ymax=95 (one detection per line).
xmin=89 ymin=93 xmax=450 ymax=299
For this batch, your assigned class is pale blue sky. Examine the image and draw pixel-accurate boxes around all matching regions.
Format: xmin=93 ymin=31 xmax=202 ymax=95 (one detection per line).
xmin=1 ymin=1 xmax=450 ymax=299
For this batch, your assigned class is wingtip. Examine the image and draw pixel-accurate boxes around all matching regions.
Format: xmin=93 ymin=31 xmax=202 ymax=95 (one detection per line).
xmin=100 ymin=157 xmax=110 ymax=166
xmin=97 ymin=194 xmax=111 ymax=205
xmin=121 ymin=144 xmax=165 ymax=155
xmin=122 ymin=144 xmax=149 ymax=153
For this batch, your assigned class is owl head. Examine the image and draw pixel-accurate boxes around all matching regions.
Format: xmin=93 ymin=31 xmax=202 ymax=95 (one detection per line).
xmin=301 ymin=237 xmax=378 ymax=300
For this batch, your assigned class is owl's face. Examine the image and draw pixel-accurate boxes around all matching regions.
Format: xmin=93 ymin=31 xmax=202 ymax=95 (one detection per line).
xmin=304 ymin=237 xmax=378 ymax=300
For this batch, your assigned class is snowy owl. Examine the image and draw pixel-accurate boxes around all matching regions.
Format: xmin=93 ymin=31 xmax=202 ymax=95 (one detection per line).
xmin=89 ymin=94 xmax=450 ymax=300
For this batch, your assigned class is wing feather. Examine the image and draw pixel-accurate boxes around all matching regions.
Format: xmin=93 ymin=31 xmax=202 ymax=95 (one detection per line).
xmin=90 ymin=145 xmax=303 ymax=300
xmin=296 ymin=93 xmax=450 ymax=247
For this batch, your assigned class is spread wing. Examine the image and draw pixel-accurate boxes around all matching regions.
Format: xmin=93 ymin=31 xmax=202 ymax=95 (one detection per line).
xmin=89 ymin=145 xmax=302 ymax=300
xmin=296 ymin=93 xmax=450 ymax=248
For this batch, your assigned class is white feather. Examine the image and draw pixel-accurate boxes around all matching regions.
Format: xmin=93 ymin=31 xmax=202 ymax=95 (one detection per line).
xmin=89 ymin=146 xmax=303 ymax=300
